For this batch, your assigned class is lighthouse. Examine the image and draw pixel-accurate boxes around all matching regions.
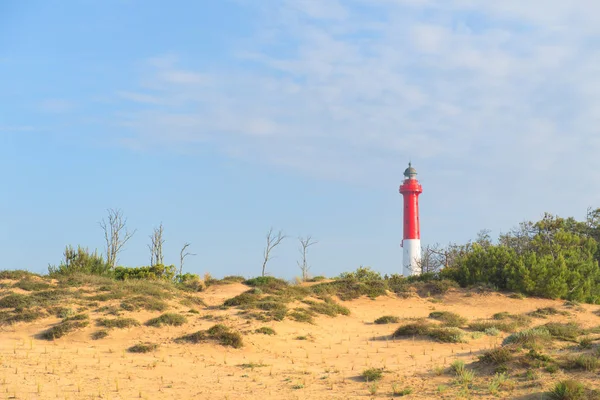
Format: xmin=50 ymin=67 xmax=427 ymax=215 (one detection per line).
xmin=399 ymin=162 xmax=423 ymax=276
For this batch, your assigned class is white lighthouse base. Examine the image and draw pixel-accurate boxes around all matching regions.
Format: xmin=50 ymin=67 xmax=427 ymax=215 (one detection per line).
xmin=403 ymin=239 xmax=422 ymax=276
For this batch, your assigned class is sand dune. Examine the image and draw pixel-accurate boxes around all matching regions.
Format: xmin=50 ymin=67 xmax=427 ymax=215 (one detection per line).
xmin=1 ymin=277 xmax=600 ymax=399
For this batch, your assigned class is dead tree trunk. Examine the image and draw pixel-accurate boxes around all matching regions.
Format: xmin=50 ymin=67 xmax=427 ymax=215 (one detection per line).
xmin=99 ymin=208 xmax=136 ymax=269
xmin=262 ymin=228 xmax=286 ymax=277
xmin=148 ymin=223 xmax=165 ymax=266
xmin=297 ymin=235 xmax=318 ymax=281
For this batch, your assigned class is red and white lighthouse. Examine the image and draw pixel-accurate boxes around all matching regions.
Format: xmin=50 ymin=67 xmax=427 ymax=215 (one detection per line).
xmin=399 ymin=162 xmax=423 ymax=276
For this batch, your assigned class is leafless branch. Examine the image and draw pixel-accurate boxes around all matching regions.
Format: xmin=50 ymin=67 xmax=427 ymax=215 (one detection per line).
xmin=179 ymin=242 xmax=196 ymax=277
xmin=99 ymin=208 xmax=136 ymax=269
xmin=297 ymin=235 xmax=318 ymax=281
xmin=262 ymin=227 xmax=286 ymax=277
xmin=148 ymin=223 xmax=165 ymax=266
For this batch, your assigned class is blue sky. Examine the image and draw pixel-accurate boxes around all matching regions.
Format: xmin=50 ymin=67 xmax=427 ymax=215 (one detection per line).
xmin=2 ymin=0 xmax=599 ymax=279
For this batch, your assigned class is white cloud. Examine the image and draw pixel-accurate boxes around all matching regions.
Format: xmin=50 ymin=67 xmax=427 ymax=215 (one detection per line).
xmin=113 ymin=0 xmax=600 ymax=212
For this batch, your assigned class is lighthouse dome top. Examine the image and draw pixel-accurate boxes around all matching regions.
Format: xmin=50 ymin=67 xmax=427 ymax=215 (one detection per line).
xmin=403 ymin=162 xmax=417 ymax=179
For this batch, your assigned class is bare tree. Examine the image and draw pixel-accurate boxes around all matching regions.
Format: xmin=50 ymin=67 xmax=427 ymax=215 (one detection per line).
xmin=99 ymin=208 xmax=136 ymax=269
xmin=261 ymin=228 xmax=286 ymax=277
xmin=148 ymin=223 xmax=165 ymax=266
xmin=179 ymin=242 xmax=196 ymax=277
xmin=297 ymin=235 xmax=318 ymax=281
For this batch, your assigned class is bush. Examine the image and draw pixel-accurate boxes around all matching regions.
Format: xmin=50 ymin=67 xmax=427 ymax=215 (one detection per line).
xmin=544 ymin=322 xmax=582 ymax=341
xmin=13 ymin=279 xmax=51 ymax=292
xmin=530 ymin=307 xmax=569 ymax=318
xmin=223 ymin=292 xmax=259 ymax=308
xmin=113 ymin=264 xmax=176 ymax=281
xmin=0 ymin=270 xmax=40 ymax=280
xmin=40 ymin=320 xmax=89 ymax=340
xmin=392 ymin=320 xmax=433 ymax=337
xmin=145 ymin=313 xmax=187 ymax=327
xmin=0 ymin=293 xmax=34 ymax=309
xmin=176 ymin=273 xmax=205 ymax=292
xmin=469 ymin=320 xmax=519 ymax=333
xmin=175 ymin=324 xmax=243 ymax=348
xmin=304 ymin=298 xmax=350 ymax=317
xmin=288 ymin=310 xmax=315 ymax=324
xmin=128 ymin=342 xmax=158 ymax=353
xmin=502 ymin=327 xmax=553 ymax=349
xmin=361 ymin=368 xmax=383 ymax=382
xmin=549 ymin=380 xmax=586 ymax=400
xmin=479 ymin=347 xmax=514 ymax=364
xmin=97 ymin=317 xmax=140 ymax=329
xmin=48 ymin=246 xmax=110 ymax=276
xmin=428 ymin=311 xmax=467 ymax=327
xmin=92 ymin=330 xmax=109 ymax=340
xmin=339 ymin=266 xmax=382 ymax=282
xmin=255 ymin=327 xmax=276 ymax=335
xmin=374 ymin=315 xmax=400 ymax=324
xmin=562 ymin=355 xmax=600 ymax=372
xmin=428 ymin=327 xmax=465 ymax=343
xmin=120 ymin=296 xmax=168 ymax=312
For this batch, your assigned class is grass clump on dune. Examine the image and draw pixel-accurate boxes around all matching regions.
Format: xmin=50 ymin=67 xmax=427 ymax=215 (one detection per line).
xmin=145 ymin=313 xmax=187 ymax=327
xmin=392 ymin=319 xmax=465 ymax=343
xmin=374 ymin=315 xmax=399 ymax=324
xmin=91 ymin=329 xmax=109 ymax=340
xmin=303 ymin=297 xmax=350 ymax=317
xmin=128 ymin=342 xmax=158 ymax=353
xmin=502 ymin=327 xmax=553 ymax=350
xmin=529 ymin=307 xmax=569 ymax=319
xmin=428 ymin=311 xmax=467 ymax=327
xmin=468 ymin=320 xmax=519 ymax=333
xmin=13 ymin=279 xmax=51 ymax=292
xmin=97 ymin=317 xmax=140 ymax=329
xmin=544 ymin=322 xmax=582 ymax=341
xmin=120 ymin=296 xmax=168 ymax=312
xmin=175 ymin=324 xmax=244 ymax=348
xmin=288 ymin=309 xmax=315 ymax=324
xmin=549 ymin=380 xmax=587 ymax=400
xmin=40 ymin=319 xmax=89 ymax=340
xmin=255 ymin=326 xmax=276 ymax=335
xmin=478 ymin=347 xmax=514 ymax=365
xmin=361 ymin=368 xmax=383 ymax=382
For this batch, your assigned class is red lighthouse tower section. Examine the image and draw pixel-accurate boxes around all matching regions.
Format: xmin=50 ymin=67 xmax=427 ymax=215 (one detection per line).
xmin=399 ymin=162 xmax=423 ymax=275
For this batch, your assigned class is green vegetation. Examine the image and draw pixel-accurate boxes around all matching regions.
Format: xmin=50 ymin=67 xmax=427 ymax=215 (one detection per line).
xmin=255 ymin=326 xmax=276 ymax=335
xmin=374 ymin=315 xmax=400 ymax=324
xmin=544 ymin=322 xmax=582 ymax=341
xmin=175 ymin=324 xmax=243 ymax=348
xmin=128 ymin=342 xmax=158 ymax=353
xmin=392 ymin=320 xmax=465 ymax=343
xmin=361 ymin=368 xmax=383 ymax=382
xmin=97 ymin=317 xmax=140 ymax=329
xmin=91 ymin=329 xmax=109 ymax=340
xmin=40 ymin=319 xmax=89 ymax=340
xmin=529 ymin=307 xmax=570 ymax=318
xmin=549 ymin=380 xmax=586 ymax=400
xmin=145 ymin=313 xmax=187 ymax=327
xmin=502 ymin=327 xmax=553 ymax=350
xmin=428 ymin=311 xmax=467 ymax=327
xmin=479 ymin=347 xmax=514 ymax=365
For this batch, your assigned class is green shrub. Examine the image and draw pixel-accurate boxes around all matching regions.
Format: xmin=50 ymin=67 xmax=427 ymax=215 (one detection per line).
xmin=255 ymin=327 xmax=276 ymax=335
xmin=544 ymin=322 xmax=582 ymax=341
xmin=113 ymin=264 xmax=176 ymax=281
xmin=0 ymin=270 xmax=40 ymax=280
xmin=13 ymin=279 xmax=51 ymax=292
xmin=529 ymin=307 xmax=569 ymax=318
xmin=92 ymin=330 xmax=109 ymax=340
xmin=392 ymin=320 xmax=433 ymax=337
xmin=479 ymin=347 xmax=514 ymax=364
xmin=374 ymin=315 xmax=400 ymax=324
xmin=175 ymin=324 xmax=243 ymax=348
xmin=308 ymin=276 xmax=327 ymax=282
xmin=120 ymin=296 xmax=168 ymax=312
xmin=48 ymin=246 xmax=110 ymax=276
xmin=288 ymin=310 xmax=315 ymax=324
xmin=485 ymin=327 xmax=501 ymax=336
xmin=304 ymin=298 xmax=350 ymax=317
xmin=223 ymin=292 xmax=259 ymax=308
xmin=128 ymin=342 xmax=158 ymax=353
xmin=428 ymin=327 xmax=465 ymax=343
xmin=0 ymin=308 xmax=46 ymax=325
xmin=40 ymin=320 xmax=89 ymax=340
xmin=579 ymin=336 xmax=593 ymax=349
xmin=428 ymin=311 xmax=467 ymax=327
xmin=562 ymin=355 xmax=600 ymax=372
xmin=0 ymin=293 xmax=34 ymax=309
xmin=468 ymin=320 xmax=519 ymax=333
xmin=549 ymin=380 xmax=586 ymax=400
xmin=339 ymin=266 xmax=382 ymax=281
xmin=145 ymin=313 xmax=187 ymax=327
xmin=361 ymin=368 xmax=383 ymax=382
xmin=502 ymin=327 xmax=553 ymax=349
xmin=97 ymin=317 xmax=140 ymax=329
